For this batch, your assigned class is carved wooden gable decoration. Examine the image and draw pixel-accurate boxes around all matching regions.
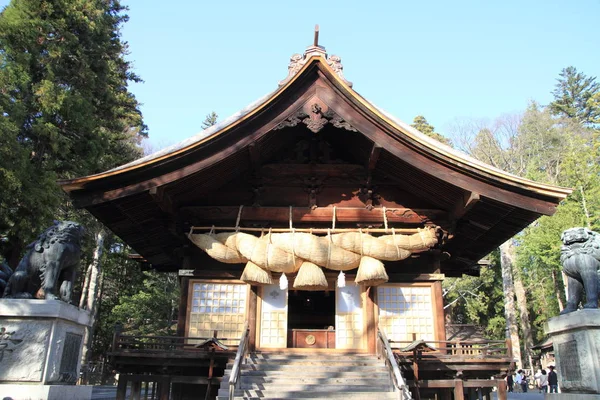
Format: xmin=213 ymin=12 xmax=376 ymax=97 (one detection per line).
xmin=59 ymin=42 xmax=571 ymax=277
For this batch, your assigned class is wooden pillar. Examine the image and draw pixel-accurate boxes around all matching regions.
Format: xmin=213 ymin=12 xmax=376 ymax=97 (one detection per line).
xmin=432 ymin=280 xmax=446 ymax=342
xmin=248 ymin=285 xmax=258 ymax=351
xmin=366 ymin=286 xmax=376 ymax=354
xmin=158 ymin=376 xmax=170 ymax=400
xmin=453 ymin=379 xmax=464 ymax=400
xmin=131 ymin=380 xmax=141 ymax=400
xmin=116 ymin=375 xmax=127 ymax=400
xmin=505 ymin=338 xmax=513 ymax=359
xmin=497 ymin=379 xmax=507 ymax=400
xmin=440 ymin=388 xmax=452 ymax=400
xmin=177 ymin=277 xmax=190 ymax=336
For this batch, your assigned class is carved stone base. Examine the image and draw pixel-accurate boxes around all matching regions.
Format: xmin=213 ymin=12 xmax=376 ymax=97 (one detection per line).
xmin=0 ymin=384 xmax=93 ymax=400
xmin=0 ymin=299 xmax=91 ymax=384
xmin=546 ymin=309 xmax=600 ymax=394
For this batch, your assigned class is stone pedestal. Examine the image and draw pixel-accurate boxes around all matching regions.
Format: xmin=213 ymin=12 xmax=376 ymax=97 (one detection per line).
xmin=546 ymin=309 xmax=600 ymax=395
xmin=0 ymin=299 xmax=92 ymax=399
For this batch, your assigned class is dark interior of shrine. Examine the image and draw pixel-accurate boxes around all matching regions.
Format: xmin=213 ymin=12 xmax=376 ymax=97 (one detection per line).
xmin=287 ymin=290 xmax=335 ymax=329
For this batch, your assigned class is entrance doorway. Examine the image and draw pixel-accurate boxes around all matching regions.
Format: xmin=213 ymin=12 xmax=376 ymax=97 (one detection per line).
xmin=288 ymin=290 xmax=335 ymax=348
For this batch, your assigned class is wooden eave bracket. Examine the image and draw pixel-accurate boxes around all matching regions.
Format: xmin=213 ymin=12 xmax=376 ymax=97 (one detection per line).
xmin=149 ymin=185 xmax=174 ymax=214
xmin=367 ymin=144 xmax=382 ymax=172
xmin=451 ymin=191 xmax=480 ymax=222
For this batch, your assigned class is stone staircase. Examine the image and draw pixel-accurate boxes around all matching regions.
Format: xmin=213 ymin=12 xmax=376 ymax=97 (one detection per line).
xmin=217 ymin=351 xmax=399 ymax=399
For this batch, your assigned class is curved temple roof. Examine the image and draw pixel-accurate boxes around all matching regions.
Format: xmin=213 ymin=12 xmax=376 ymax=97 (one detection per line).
xmin=60 ymin=43 xmax=571 ymax=274
xmin=61 ymin=53 xmax=570 ymax=202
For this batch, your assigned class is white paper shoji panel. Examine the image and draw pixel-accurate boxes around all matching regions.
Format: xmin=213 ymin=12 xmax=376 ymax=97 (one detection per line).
xmin=260 ymin=311 xmax=287 ymax=348
xmin=336 ymin=312 xmax=363 ymax=349
xmin=377 ymin=285 xmax=435 ymax=343
xmin=187 ymin=283 xmax=247 ymax=345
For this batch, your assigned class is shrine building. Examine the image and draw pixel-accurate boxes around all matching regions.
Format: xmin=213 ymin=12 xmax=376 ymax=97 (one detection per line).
xmin=60 ymin=36 xmax=570 ymax=400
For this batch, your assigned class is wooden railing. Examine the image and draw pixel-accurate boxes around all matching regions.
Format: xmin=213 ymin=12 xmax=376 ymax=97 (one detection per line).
xmin=377 ymin=328 xmax=412 ymax=400
xmin=389 ymin=338 xmax=512 ymax=358
xmin=111 ymin=333 xmax=240 ymax=354
xmin=228 ymin=322 xmax=250 ymax=400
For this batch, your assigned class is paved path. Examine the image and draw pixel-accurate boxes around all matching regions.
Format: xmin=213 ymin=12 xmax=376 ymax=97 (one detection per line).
xmin=91 ymin=386 xmax=120 ymax=400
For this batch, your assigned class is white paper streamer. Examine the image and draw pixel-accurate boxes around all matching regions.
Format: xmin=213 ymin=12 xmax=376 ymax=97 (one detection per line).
xmin=337 ymin=271 xmax=346 ymax=288
xmin=279 ymin=273 xmax=288 ymax=290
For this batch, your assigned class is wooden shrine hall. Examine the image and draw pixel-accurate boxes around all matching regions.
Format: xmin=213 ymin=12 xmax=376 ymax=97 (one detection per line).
xmin=61 ymin=32 xmax=570 ymax=400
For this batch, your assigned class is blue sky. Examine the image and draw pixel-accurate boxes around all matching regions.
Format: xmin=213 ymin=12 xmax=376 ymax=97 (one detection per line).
xmin=4 ymin=0 xmax=600 ymax=150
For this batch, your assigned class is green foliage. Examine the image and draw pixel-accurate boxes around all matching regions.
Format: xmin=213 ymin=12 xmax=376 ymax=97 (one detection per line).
xmin=411 ymin=115 xmax=452 ymax=146
xmin=201 ymin=111 xmax=218 ymax=129
xmin=89 ymin=238 xmax=146 ymax=356
xmin=516 ymin=203 xmax=583 ymax=341
xmin=548 ymin=66 xmax=600 ymax=126
xmin=110 ymin=271 xmax=180 ymax=337
xmin=443 ymin=252 xmax=506 ymax=339
xmin=0 ymin=0 xmax=146 ymax=261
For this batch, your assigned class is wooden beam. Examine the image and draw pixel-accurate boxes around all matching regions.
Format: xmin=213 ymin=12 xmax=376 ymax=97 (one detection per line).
xmin=260 ymin=163 xmax=366 ymax=178
xmin=387 ymin=273 xmax=445 ymax=282
xmin=180 ymin=206 xmax=446 ymax=225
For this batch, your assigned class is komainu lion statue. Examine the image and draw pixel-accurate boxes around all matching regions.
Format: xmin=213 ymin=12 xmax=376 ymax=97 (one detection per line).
xmin=2 ymin=221 xmax=84 ymax=302
xmin=560 ymin=227 xmax=600 ymax=314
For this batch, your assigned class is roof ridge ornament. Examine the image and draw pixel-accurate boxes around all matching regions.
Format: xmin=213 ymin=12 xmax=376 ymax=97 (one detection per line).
xmin=278 ymin=25 xmax=353 ymax=87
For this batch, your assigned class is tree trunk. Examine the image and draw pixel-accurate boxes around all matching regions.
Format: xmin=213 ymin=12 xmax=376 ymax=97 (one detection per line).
xmin=552 ymin=270 xmax=565 ymax=312
xmin=79 ymin=260 xmax=93 ymax=308
xmin=579 ymin=185 xmax=591 ymax=228
xmin=500 ymin=240 xmax=522 ymax=369
xmin=513 ymin=270 xmax=535 ymax=374
xmin=80 ymin=229 xmax=106 ymax=367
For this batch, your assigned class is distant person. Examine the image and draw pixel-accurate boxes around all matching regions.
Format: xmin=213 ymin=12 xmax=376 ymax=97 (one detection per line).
xmin=548 ymin=365 xmax=558 ymax=393
xmin=516 ymin=369 xmax=528 ymax=392
xmin=540 ymin=369 xmax=548 ymax=393
xmin=514 ymin=370 xmax=523 ymax=392
xmin=507 ymin=371 xmax=514 ymax=392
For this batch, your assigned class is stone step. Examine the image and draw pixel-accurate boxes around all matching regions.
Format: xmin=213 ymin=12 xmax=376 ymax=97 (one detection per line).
xmin=224 ymin=369 xmax=389 ymax=378
xmin=218 ymin=383 xmax=393 ymax=392
xmin=219 ymin=378 xmax=392 ymax=389
xmin=229 ymin=359 xmax=381 ymax=368
xmin=216 ymin=390 xmax=400 ymax=399
xmin=219 ymin=376 xmax=392 ymax=388
xmin=249 ymin=353 xmax=375 ymax=360
xmin=218 ymin=352 xmax=395 ymax=400
xmin=236 ymin=364 xmax=387 ymax=372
